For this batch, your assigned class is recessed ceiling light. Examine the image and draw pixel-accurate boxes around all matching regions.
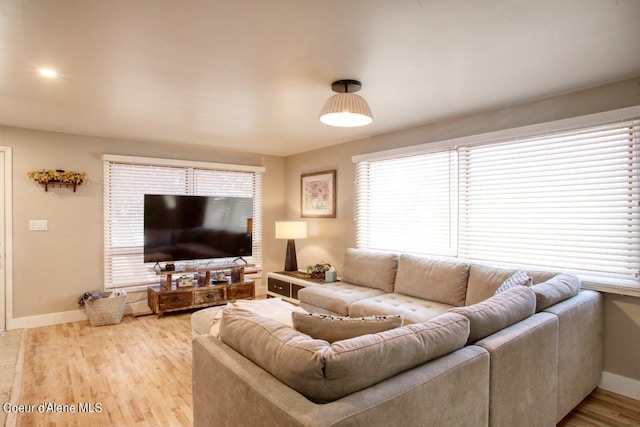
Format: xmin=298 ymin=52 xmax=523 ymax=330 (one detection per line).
xmin=39 ymin=68 xmax=58 ymax=78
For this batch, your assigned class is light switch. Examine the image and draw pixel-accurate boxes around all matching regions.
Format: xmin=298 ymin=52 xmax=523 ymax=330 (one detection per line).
xmin=29 ymin=220 xmax=48 ymax=231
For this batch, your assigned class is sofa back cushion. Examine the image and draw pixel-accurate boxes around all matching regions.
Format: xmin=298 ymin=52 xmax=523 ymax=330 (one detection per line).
xmin=532 ymin=274 xmax=581 ymax=312
xmin=465 ymin=264 xmax=519 ymax=305
xmin=449 ymin=286 xmax=536 ymax=344
xmin=465 ymin=264 xmax=558 ymax=305
xmin=219 ymin=308 xmax=469 ymax=403
xmin=342 ymin=248 xmax=398 ymax=292
xmin=394 ymin=254 xmax=470 ymax=306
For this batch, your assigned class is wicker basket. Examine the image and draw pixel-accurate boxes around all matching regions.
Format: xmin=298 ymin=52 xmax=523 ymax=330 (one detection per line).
xmin=85 ymin=294 xmax=126 ymax=326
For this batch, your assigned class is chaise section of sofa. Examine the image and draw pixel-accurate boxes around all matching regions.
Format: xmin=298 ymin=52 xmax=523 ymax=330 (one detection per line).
xmin=299 ymin=248 xmax=398 ymax=315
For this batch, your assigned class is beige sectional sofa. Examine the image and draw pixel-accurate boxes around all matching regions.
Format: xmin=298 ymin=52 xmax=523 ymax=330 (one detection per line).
xmin=192 ymin=248 xmax=602 ymax=427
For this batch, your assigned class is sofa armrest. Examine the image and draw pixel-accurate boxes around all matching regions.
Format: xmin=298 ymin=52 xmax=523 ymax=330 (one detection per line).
xmin=543 ymin=290 xmax=603 ymax=422
xmin=193 ymin=335 xmax=490 ymax=427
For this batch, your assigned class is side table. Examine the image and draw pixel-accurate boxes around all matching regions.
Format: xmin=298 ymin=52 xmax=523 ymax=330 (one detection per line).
xmin=266 ymin=271 xmax=336 ymax=304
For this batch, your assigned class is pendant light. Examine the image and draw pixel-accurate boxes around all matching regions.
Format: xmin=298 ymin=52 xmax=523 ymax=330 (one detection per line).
xmin=319 ymin=79 xmax=373 ymax=127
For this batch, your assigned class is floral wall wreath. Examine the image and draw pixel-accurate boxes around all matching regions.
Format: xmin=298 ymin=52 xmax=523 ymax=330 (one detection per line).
xmin=27 ymin=169 xmax=88 ymax=191
xmin=28 ymin=169 xmax=87 ymax=184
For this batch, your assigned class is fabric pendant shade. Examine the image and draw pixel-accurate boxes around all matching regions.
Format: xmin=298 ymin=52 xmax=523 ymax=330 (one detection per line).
xmin=319 ymin=80 xmax=373 ymax=127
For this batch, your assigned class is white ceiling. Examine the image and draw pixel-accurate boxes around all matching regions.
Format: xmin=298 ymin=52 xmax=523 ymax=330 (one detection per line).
xmin=1 ymin=0 xmax=639 ymax=156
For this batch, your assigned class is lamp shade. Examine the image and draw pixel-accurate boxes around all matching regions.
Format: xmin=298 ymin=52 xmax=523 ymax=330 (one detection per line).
xmin=319 ymin=93 xmax=373 ymax=127
xmin=275 ymin=221 xmax=307 ymax=240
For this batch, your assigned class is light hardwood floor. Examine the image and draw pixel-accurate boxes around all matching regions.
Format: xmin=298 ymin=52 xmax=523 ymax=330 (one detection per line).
xmin=14 ymin=314 xmax=192 ymax=427
xmin=1 ymin=329 xmax=24 ymax=427
xmin=7 ymin=313 xmax=640 ymax=427
xmin=558 ymin=389 xmax=640 ymax=427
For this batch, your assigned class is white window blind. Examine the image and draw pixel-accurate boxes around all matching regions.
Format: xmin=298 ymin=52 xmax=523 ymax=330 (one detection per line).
xmin=355 ymin=149 xmax=458 ymax=256
xmin=354 ymin=115 xmax=640 ymax=285
xmin=459 ymin=120 xmax=640 ymax=283
xmin=104 ymin=159 xmax=263 ymax=290
xmin=193 ymin=168 xmax=262 ymax=267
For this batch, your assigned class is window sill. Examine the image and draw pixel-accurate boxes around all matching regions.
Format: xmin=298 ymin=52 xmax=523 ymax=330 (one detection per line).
xmin=581 ymin=281 xmax=640 ymax=298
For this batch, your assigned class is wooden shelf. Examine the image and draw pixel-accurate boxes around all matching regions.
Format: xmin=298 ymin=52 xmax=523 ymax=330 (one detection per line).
xmin=38 ymin=181 xmax=82 ymax=192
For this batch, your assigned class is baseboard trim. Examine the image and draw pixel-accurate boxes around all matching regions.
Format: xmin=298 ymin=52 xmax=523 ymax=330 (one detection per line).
xmin=7 ymin=309 xmax=88 ymax=330
xmin=600 ymin=371 xmax=640 ymax=401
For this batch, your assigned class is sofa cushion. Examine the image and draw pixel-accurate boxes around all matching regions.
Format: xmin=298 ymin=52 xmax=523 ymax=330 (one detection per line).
xmin=291 ymin=312 xmax=403 ymax=343
xmin=218 ymin=308 xmax=470 ymax=403
xmin=297 ymin=282 xmax=386 ymax=316
xmin=494 ymin=270 xmax=532 ymax=295
xmin=466 ymin=264 xmax=558 ymax=305
xmin=394 ymin=254 xmax=470 ymax=306
xmin=449 ymin=286 xmax=536 ymax=344
xmin=532 ymin=274 xmax=581 ymax=312
xmin=342 ymin=248 xmax=399 ymax=292
xmin=349 ymin=293 xmax=454 ymax=324
xmin=465 ymin=264 xmax=519 ymax=305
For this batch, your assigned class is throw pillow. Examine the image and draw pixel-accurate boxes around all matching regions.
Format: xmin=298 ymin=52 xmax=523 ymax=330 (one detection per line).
xmin=291 ymin=312 xmax=403 ymax=343
xmin=494 ymin=270 xmax=532 ymax=295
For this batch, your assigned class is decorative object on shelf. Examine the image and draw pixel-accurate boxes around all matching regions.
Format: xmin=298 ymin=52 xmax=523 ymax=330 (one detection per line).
xmin=230 ymin=267 xmax=245 ymax=283
xmin=301 ymin=170 xmax=336 ymax=218
xmin=177 ymin=275 xmax=193 ymax=288
xmin=307 ymin=261 xmax=336 ymax=282
xmin=325 ymin=269 xmax=338 ymax=283
xmin=275 ymin=221 xmax=307 ymax=271
xmin=319 ymin=79 xmax=373 ymax=127
xmin=27 ymin=168 xmax=87 ymax=192
xmin=306 ymin=262 xmax=332 ymax=280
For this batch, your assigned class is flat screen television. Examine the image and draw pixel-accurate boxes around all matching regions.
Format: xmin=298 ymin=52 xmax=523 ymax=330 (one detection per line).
xmin=143 ymin=194 xmax=253 ymax=263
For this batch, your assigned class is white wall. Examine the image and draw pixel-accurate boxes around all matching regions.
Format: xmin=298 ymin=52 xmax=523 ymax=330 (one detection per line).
xmin=2 ymin=127 xmax=285 ymax=326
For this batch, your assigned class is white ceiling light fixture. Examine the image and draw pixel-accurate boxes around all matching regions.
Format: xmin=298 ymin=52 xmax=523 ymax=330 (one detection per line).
xmin=319 ymin=79 xmax=373 ymax=127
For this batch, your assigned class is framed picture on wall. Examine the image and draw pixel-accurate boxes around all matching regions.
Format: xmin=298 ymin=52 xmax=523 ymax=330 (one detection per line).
xmin=301 ymin=170 xmax=336 ymax=218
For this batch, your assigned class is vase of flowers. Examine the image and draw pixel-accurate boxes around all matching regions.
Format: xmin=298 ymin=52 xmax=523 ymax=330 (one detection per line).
xmin=306 ymin=262 xmax=332 ymax=279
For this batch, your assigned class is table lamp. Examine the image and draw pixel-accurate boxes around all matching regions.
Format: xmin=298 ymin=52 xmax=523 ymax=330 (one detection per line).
xmin=275 ymin=221 xmax=307 ymax=271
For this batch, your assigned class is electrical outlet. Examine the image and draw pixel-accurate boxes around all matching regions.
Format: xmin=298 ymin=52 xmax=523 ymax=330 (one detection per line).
xmin=29 ymin=220 xmax=48 ymax=231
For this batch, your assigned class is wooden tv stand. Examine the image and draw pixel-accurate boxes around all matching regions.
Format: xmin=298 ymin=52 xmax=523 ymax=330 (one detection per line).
xmin=148 ymin=279 xmax=254 ymax=317
xmin=148 ymin=266 xmax=254 ymax=316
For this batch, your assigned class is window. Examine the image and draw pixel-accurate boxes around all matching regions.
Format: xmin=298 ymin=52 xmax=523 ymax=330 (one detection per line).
xmin=103 ymin=156 xmax=264 ymax=290
xmin=354 ymin=109 xmax=640 ymax=286
xmin=355 ymin=149 xmax=458 ymax=256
